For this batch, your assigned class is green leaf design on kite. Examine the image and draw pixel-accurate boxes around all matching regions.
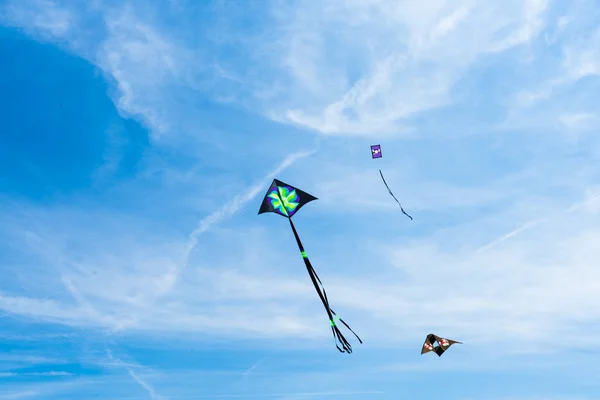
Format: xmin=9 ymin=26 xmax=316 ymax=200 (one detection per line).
xmin=267 ymin=190 xmax=287 ymax=216
xmin=279 ymin=186 xmax=299 ymax=214
xmin=265 ymin=185 xmax=300 ymax=217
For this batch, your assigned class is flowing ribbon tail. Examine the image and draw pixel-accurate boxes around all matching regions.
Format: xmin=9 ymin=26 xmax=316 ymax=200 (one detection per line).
xmin=304 ymin=263 xmax=362 ymax=350
xmin=330 ymin=309 xmax=362 ymax=344
xmin=379 ymin=169 xmax=413 ymax=220
xmin=303 ymin=255 xmax=362 ymax=345
xmin=288 ymin=218 xmax=361 ymax=353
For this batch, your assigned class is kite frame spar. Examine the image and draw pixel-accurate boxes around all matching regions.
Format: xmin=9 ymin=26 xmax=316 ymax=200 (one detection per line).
xmin=258 ymin=179 xmax=362 ymax=353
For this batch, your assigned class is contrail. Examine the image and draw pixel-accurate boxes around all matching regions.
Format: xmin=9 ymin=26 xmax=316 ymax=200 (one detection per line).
xmin=474 ymin=190 xmax=600 ymax=254
xmin=187 ymin=148 xmax=318 ymax=241
xmin=242 ymin=357 xmax=265 ymax=377
xmin=106 ymin=350 xmax=164 ymax=400
xmin=473 ymin=217 xmax=546 ymax=254
xmin=0 ymin=146 xmax=319 ymax=326
xmin=162 ymin=146 xmax=319 ymax=297
xmin=241 ymin=357 xmax=267 ymax=393
xmin=127 ymin=369 xmax=163 ymax=400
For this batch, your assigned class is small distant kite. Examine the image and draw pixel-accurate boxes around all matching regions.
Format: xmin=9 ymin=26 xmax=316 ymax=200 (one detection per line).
xmin=371 ymin=144 xmax=382 ymax=159
xmin=421 ymin=334 xmax=462 ymax=357
xmin=370 ymin=144 xmax=413 ymax=220
xmin=258 ymin=179 xmax=362 ymax=353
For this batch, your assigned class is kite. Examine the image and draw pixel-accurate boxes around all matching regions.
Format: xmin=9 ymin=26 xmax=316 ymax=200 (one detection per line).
xmin=421 ymin=334 xmax=462 ymax=357
xmin=258 ymin=179 xmax=362 ymax=353
xmin=370 ymin=144 xmax=413 ymax=220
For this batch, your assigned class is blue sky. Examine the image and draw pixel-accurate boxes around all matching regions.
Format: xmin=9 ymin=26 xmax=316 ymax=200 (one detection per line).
xmin=1 ymin=0 xmax=600 ymax=399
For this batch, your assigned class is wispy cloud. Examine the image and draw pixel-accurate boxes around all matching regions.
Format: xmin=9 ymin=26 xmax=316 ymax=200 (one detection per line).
xmin=2 ymin=0 xmax=600 ymax=399
xmin=1 ymin=145 xmax=599 ymax=353
xmin=96 ymin=4 xmax=194 ymax=138
xmin=0 ymin=391 xmax=40 ymax=400
xmin=218 ymin=0 xmax=550 ymax=135
xmin=109 ymin=146 xmax=320 ymax=321
xmin=0 ymin=372 xmax=74 ymax=377
xmin=0 ymin=146 xmax=321 ymax=339
xmin=0 ymin=0 xmax=72 ymax=38
xmin=502 ymin=1 xmax=600 ymax=132
xmin=1 ymin=1 xmax=555 ymax=137
xmin=84 ymin=391 xmax=387 ymax=399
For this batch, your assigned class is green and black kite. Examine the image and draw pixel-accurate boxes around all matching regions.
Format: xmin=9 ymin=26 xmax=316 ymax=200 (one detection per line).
xmin=258 ymin=179 xmax=362 ymax=353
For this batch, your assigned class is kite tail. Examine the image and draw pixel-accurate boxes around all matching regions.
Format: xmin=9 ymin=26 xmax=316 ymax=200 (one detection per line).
xmin=330 ymin=308 xmax=363 ymax=344
xmin=379 ymin=170 xmax=413 ymax=220
xmin=288 ymin=219 xmax=362 ymax=353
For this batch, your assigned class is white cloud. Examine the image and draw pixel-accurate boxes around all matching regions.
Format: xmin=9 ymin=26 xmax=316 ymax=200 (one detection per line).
xmin=0 ymin=148 xmax=323 ymax=338
xmin=562 ymin=28 xmax=600 ymax=81
xmin=557 ymin=112 xmax=598 ymax=132
xmin=1 ymin=181 xmax=599 ymax=355
xmin=239 ymin=0 xmax=549 ymax=135
xmin=1 ymin=0 xmax=600 ymax=364
xmin=139 ymin=146 xmax=318 ymax=306
xmin=95 ymin=5 xmax=193 ymax=138
xmin=0 ymin=372 xmax=74 ymax=377
xmin=0 ymin=391 xmax=40 ymax=400
xmin=0 ymin=1 xmax=196 ymax=141
xmin=0 ymin=0 xmax=554 ymax=139
xmin=504 ymin=3 xmax=600 ymax=129
xmin=0 ymin=0 xmax=72 ymax=38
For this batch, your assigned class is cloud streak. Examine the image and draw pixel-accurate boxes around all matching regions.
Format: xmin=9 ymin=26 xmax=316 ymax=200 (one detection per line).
xmin=106 ymin=350 xmax=164 ymax=400
xmin=215 ymin=0 xmax=551 ymax=135
xmin=162 ymin=146 xmax=320 ymax=297
xmin=0 ymin=372 xmax=74 ymax=377
xmin=87 ymin=391 xmax=387 ymax=399
xmin=2 ymin=1 xmax=600 ymax=398
xmin=474 ymin=190 xmax=600 ymax=254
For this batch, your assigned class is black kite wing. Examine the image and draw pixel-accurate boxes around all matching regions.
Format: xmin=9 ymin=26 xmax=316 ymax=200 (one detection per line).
xmin=421 ymin=333 xmax=436 ymax=355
